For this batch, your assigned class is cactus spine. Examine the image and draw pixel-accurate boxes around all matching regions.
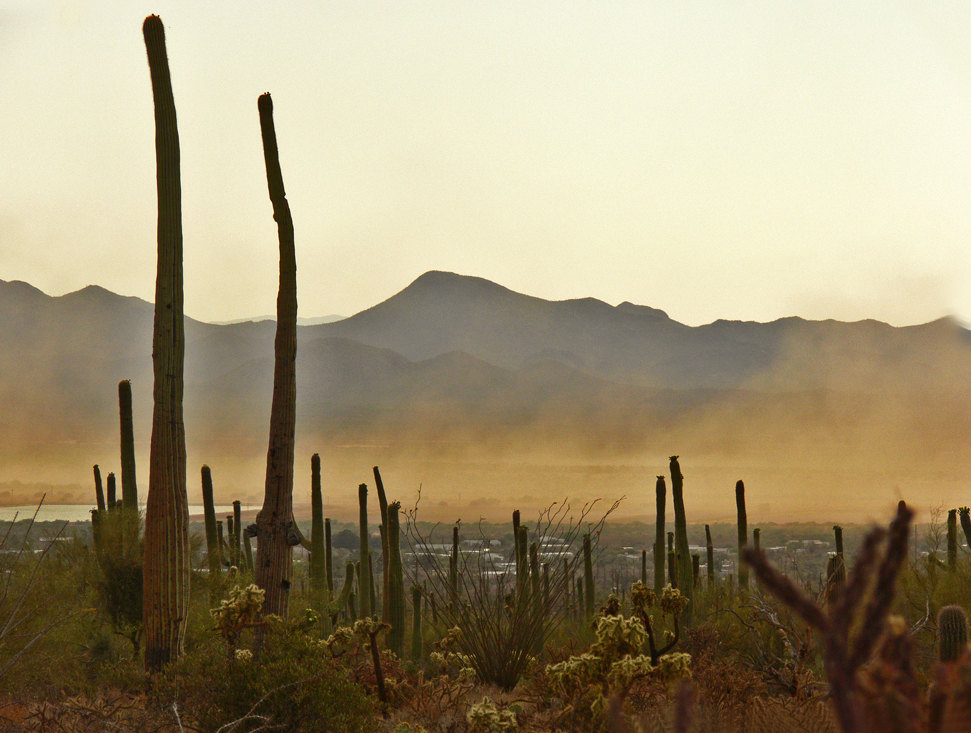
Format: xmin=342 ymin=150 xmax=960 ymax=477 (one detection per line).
xmin=583 ymin=533 xmax=594 ymax=620
xmin=201 ymin=466 xmax=220 ymax=579
xmin=706 ymin=524 xmax=715 ymax=586
xmin=736 ymin=480 xmax=749 ymax=592
xmin=670 ymin=456 xmax=692 ymax=625
xmin=939 ymin=605 xmax=968 ymax=663
xmin=141 ymin=14 xmax=190 ymax=672
xmin=310 ymin=455 xmax=326 ymax=604
xmin=654 ymin=475 xmax=666 ymax=595
xmin=357 ymin=483 xmax=371 ymax=619
xmin=386 ymin=501 xmax=405 ymax=657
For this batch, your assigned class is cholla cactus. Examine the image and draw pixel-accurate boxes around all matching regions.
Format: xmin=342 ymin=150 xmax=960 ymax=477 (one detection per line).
xmin=467 ymin=697 xmax=518 ymax=732
xmin=545 ymin=590 xmax=691 ymax=726
xmin=629 ymin=581 xmax=685 ymax=664
xmin=211 ymin=583 xmax=266 ymax=661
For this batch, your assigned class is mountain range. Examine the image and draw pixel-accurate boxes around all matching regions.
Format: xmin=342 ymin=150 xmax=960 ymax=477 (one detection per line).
xmin=1 ymin=271 xmax=969 ymax=517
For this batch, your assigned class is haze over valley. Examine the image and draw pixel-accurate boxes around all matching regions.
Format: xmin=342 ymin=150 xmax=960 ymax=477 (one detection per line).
xmin=2 ymin=270 xmax=968 ymax=524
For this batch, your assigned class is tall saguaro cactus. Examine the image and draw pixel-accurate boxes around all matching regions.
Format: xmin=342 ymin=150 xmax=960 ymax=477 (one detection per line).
xmin=736 ymin=480 xmax=749 ymax=592
xmin=141 ymin=14 xmax=190 ymax=672
xmin=670 ymin=456 xmax=692 ymax=626
xmin=310 ymin=454 xmax=326 ymax=603
xmin=358 ymin=483 xmax=371 ymax=619
xmin=201 ymin=465 xmax=221 ymax=580
xmin=118 ymin=380 xmax=139 ymax=513
xmin=653 ymin=475 xmax=666 ymax=595
xmin=253 ymin=92 xmax=298 ymax=622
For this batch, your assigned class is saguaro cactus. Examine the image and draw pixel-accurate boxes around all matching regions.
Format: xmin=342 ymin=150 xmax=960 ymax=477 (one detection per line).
xmin=736 ymin=480 xmax=749 ymax=592
xmin=670 ymin=456 xmax=692 ymax=626
xmin=947 ymin=509 xmax=958 ymax=570
xmin=141 ymin=14 xmax=190 ymax=672
xmin=358 ymin=483 xmax=371 ymax=619
xmin=583 ymin=533 xmax=594 ymax=620
xmin=387 ymin=501 xmax=405 ymax=658
xmin=201 ymin=466 xmax=221 ymax=579
xmin=938 ymin=605 xmax=968 ymax=663
xmin=705 ymin=524 xmax=715 ymax=585
xmin=310 ymin=454 xmax=326 ymax=603
xmin=959 ymin=508 xmax=971 ymax=551
xmin=253 ymin=92 xmax=299 ymax=623
xmin=118 ymin=380 xmax=138 ymax=512
xmin=654 ymin=475 xmax=666 ymax=595
xmin=373 ymin=466 xmax=390 ymax=621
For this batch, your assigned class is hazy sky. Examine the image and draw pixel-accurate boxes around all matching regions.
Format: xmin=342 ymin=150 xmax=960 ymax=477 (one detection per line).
xmin=2 ymin=1 xmax=970 ymax=326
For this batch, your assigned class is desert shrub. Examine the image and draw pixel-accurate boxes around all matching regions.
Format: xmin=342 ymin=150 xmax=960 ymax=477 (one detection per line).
xmin=154 ymin=623 xmax=378 ymax=732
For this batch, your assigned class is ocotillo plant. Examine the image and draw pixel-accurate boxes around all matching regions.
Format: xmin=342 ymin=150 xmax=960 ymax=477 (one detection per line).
xmin=357 ymin=483 xmax=371 ymax=619
xmin=141 ymin=14 xmax=190 ymax=672
xmin=411 ymin=585 xmax=423 ymax=661
xmin=705 ymin=524 xmax=715 ymax=586
xmin=517 ymin=525 xmax=529 ymax=608
xmin=736 ymin=480 xmax=749 ymax=592
xmin=201 ymin=466 xmax=221 ymax=580
xmin=386 ymin=501 xmax=405 ymax=658
xmin=938 ymin=605 xmax=968 ymax=663
xmin=252 ymin=91 xmax=299 ymax=624
xmin=654 ymin=475 xmax=666 ymax=595
xmin=583 ymin=533 xmax=595 ymax=620
xmin=948 ymin=509 xmax=958 ymax=570
xmin=744 ymin=500 xmax=914 ymax=733
xmin=309 ymin=455 xmax=326 ymax=605
xmin=670 ymin=456 xmax=692 ymax=626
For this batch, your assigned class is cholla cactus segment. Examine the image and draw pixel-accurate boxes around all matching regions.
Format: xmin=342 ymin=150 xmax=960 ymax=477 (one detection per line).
xmin=593 ymin=614 xmax=647 ymax=659
xmin=234 ymin=648 xmax=253 ymax=662
xmin=609 ymin=654 xmax=655 ymax=687
xmin=660 ymin=585 xmax=688 ymax=617
xmin=467 ymin=697 xmax=518 ymax=732
xmin=211 ymin=584 xmax=265 ymax=633
xmin=630 ymin=581 xmax=657 ymax=611
xmin=656 ymin=652 xmax=692 ymax=682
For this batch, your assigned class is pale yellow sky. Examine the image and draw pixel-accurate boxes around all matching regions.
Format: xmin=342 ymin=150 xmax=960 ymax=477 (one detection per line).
xmin=1 ymin=1 xmax=969 ymax=326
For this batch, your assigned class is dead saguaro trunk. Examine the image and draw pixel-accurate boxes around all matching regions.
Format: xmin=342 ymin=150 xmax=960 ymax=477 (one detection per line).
xmin=254 ymin=92 xmax=299 ymax=623
xmin=141 ymin=14 xmax=190 ymax=672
